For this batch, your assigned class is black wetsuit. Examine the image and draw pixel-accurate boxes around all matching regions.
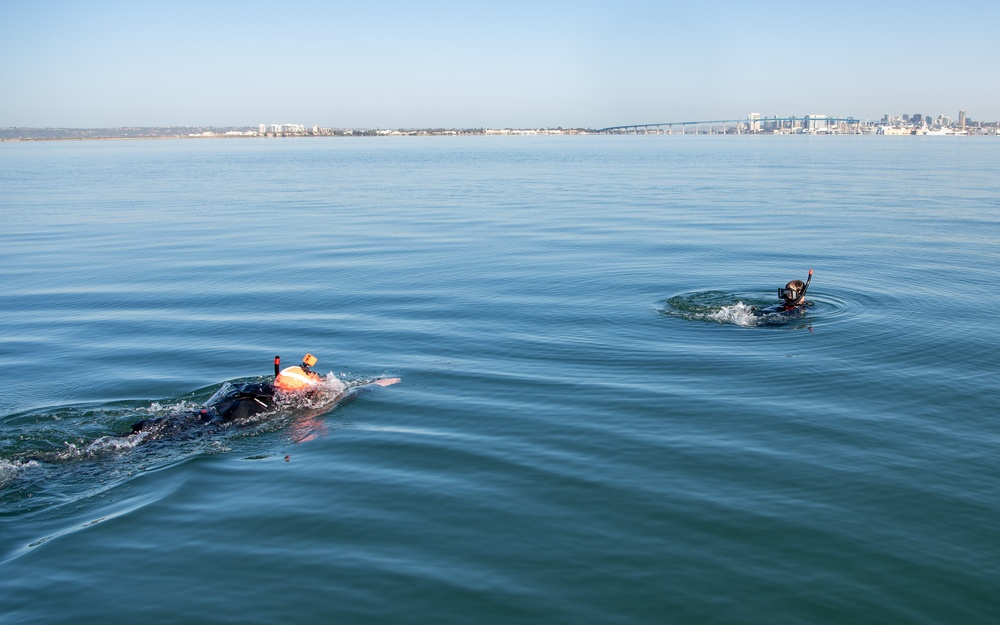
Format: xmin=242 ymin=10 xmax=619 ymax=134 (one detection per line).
xmin=125 ymin=378 xmax=389 ymax=437
xmin=128 ymin=382 xmax=277 ymax=435
xmin=756 ymin=301 xmax=812 ymax=316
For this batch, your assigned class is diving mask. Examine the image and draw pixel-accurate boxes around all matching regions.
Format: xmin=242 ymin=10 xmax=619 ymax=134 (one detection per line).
xmin=778 ymin=287 xmax=800 ymax=301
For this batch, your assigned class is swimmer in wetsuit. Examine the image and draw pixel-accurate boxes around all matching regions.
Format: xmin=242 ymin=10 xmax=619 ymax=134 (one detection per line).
xmin=121 ymin=353 xmax=399 ymax=440
xmin=758 ymin=270 xmax=813 ymax=315
xmin=128 ymin=353 xmax=326 ymax=435
xmin=778 ymin=278 xmax=808 ymax=309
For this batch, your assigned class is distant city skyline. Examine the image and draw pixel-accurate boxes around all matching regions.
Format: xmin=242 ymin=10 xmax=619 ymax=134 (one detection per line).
xmin=2 ymin=1 xmax=999 ymax=129
xmin=8 ymin=106 xmax=999 ymax=142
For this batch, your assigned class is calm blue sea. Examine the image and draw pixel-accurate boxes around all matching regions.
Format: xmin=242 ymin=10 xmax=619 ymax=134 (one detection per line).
xmin=1 ymin=135 xmax=999 ymax=624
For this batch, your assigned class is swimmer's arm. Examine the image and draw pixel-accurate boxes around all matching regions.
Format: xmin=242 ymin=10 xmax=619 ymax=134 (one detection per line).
xmin=337 ymin=378 xmax=401 ymax=405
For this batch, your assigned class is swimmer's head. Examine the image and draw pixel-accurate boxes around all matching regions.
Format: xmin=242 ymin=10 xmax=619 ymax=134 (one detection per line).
xmin=778 ymin=279 xmax=806 ymax=304
xmin=302 ymin=353 xmax=318 ymax=367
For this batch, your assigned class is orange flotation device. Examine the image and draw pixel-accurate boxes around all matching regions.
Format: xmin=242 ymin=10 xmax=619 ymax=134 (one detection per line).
xmin=274 ymin=353 xmax=322 ymax=392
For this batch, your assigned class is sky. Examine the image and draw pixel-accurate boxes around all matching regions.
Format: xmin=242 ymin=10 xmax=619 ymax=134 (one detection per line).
xmin=2 ymin=0 xmax=998 ymax=129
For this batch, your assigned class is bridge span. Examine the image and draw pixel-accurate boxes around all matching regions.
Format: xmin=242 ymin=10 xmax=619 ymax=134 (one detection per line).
xmin=597 ymin=117 xmax=873 ymax=134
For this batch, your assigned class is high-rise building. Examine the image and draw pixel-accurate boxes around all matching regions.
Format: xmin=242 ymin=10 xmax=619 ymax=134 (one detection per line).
xmin=958 ymin=110 xmax=967 ymax=128
xmin=804 ymin=115 xmax=828 ymax=131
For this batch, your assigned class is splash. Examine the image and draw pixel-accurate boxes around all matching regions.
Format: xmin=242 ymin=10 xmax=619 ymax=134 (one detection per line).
xmin=709 ymin=302 xmax=760 ymax=327
xmin=0 ymin=458 xmax=33 ymax=489
xmin=273 ymin=373 xmax=347 ymax=414
xmin=662 ymin=291 xmax=808 ymax=327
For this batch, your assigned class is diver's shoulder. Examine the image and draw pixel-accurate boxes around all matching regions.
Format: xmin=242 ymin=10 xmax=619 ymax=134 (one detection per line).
xmin=757 ymin=301 xmax=811 ymax=315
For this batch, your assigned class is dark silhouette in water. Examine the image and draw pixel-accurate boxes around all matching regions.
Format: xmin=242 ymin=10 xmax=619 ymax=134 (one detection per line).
xmin=126 ymin=377 xmax=400 ymax=437
xmin=756 ymin=270 xmax=814 ymax=316
xmin=126 ymin=381 xmax=277 ymax=435
xmin=126 ymin=353 xmax=399 ymax=436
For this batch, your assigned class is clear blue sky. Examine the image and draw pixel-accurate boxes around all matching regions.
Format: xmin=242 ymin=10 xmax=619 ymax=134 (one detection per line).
xmin=2 ymin=0 xmax=998 ymax=128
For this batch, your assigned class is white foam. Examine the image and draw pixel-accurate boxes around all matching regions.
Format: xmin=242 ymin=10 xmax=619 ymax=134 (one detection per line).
xmin=85 ymin=434 xmax=143 ymax=454
xmin=0 ymin=458 xmax=32 ymax=487
xmin=710 ymin=301 xmax=759 ymax=327
xmin=274 ymin=374 xmax=348 ymax=412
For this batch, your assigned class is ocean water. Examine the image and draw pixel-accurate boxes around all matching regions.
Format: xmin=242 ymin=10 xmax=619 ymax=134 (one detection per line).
xmin=1 ymin=135 xmax=998 ymax=624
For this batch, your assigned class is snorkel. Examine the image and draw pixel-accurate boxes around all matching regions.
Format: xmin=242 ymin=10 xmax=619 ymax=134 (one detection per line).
xmin=800 ymin=269 xmax=813 ymax=299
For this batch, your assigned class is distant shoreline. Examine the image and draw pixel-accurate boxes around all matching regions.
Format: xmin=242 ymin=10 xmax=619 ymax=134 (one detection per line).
xmin=3 ymin=124 xmax=999 ymax=142
xmin=0 ymin=127 xmax=593 ymax=142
